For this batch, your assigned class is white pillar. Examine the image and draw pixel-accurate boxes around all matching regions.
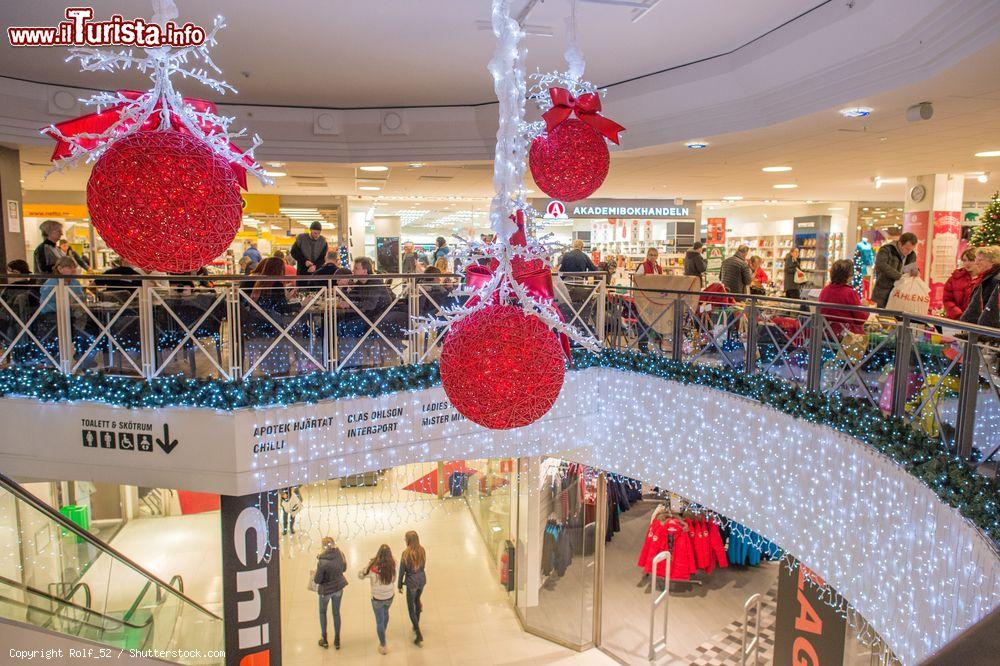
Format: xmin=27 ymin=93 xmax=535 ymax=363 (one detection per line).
xmin=903 ymin=174 xmax=964 ymax=310
xmin=347 ymin=208 xmax=367 ymax=263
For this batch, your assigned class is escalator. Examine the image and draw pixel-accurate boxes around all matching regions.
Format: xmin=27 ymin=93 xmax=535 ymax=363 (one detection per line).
xmin=0 ymin=473 xmax=222 ymax=664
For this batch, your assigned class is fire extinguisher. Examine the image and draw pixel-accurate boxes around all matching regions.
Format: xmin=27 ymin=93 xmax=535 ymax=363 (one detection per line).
xmin=499 ymin=540 xmax=515 ymax=592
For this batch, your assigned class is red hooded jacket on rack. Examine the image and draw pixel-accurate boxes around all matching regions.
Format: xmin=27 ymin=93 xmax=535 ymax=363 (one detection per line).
xmin=640 ymin=517 xmax=697 ymax=581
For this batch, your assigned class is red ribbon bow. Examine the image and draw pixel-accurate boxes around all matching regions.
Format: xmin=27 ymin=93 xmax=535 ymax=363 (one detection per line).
xmin=541 ymin=87 xmax=625 ymax=145
xmin=464 ymin=211 xmax=572 ymax=363
xmin=42 ymin=90 xmax=254 ymax=190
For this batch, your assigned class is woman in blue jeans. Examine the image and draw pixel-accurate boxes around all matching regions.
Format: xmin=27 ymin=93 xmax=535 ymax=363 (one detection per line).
xmin=314 ymin=537 xmax=347 ymax=649
xmin=359 ymin=544 xmax=396 ymax=655
xmin=398 ymin=531 xmax=427 ymax=645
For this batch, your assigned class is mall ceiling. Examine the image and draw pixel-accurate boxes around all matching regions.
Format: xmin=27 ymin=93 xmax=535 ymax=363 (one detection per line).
xmin=20 ymin=36 xmax=1000 ymax=211
xmin=0 ymin=0 xmax=825 ymax=108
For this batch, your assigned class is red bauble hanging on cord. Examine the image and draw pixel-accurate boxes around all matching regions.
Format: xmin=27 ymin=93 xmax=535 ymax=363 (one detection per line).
xmin=86 ymin=130 xmax=243 ymax=273
xmin=529 ymin=119 xmax=609 ymax=203
xmin=440 ymin=304 xmax=566 ymax=430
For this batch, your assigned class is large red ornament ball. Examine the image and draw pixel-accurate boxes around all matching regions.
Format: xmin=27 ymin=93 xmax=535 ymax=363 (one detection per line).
xmin=440 ymin=305 xmax=566 ymax=430
xmin=87 ymin=130 xmax=243 ymax=273
xmin=529 ymin=119 xmax=610 ymax=202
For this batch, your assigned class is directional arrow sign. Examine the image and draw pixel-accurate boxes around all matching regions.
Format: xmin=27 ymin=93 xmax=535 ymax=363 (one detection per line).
xmin=155 ymin=424 xmax=178 ymax=454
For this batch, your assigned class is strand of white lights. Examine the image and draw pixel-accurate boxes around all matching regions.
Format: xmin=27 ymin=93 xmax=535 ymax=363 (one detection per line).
xmin=41 ymin=1 xmax=270 ymax=186
xmin=488 ymin=0 xmax=527 ymax=242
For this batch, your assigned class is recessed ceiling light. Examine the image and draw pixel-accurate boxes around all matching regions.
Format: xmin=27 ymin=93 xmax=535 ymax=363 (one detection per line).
xmin=974 ymin=151 xmax=1000 ymax=157
xmin=773 ymin=184 xmax=798 ymax=189
xmin=722 ymin=195 xmax=743 ymax=201
xmin=266 ymin=161 xmax=285 ymax=167
xmin=805 ymin=200 xmax=816 ymax=204
xmin=977 ymin=174 xmax=989 ymax=183
xmin=761 ymin=166 xmax=792 ymax=173
xmin=358 ymin=186 xmax=381 ymax=191
xmin=828 ymin=207 xmax=844 ymax=211
xmin=263 ymin=170 xmax=286 ymax=177
xmin=359 ymin=165 xmax=389 ymax=172
xmin=685 ymin=141 xmax=708 ymax=149
xmin=840 ymin=107 xmax=873 ymax=118
xmin=409 ymin=162 xmax=426 ymax=168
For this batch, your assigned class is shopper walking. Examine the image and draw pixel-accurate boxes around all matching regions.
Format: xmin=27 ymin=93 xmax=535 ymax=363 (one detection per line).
xmin=279 ymin=486 xmax=302 ymax=535
xmin=871 ymin=232 xmax=918 ymax=308
xmin=783 ymin=247 xmax=803 ymax=299
xmin=398 ymin=530 xmax=427 ymax=645
xmin=315 ymin=537 xmax=348 ymax=650
xmin=33 ymin=219 xmax=65 ymax=275
xmin=290 ymin=221 xmax=329 ymax=275
xmin=431 ymin=237 xmax=450 ymax=265
xmin=942 ymin=248 xmax=980 ymax=320
xmin=558 ymin=239 xmax=598 ymax=273
xmin=683 ymin=242 xmax=707 ymax=285
xmin=960 ymin=246 xmax=1000 ymax=329
xmin=360 ymin=544 xmax=396 ymax=654
xmin=719 ymin=245 xmax=753 ymax=295
xmin=818 ymin=259 xmax=868 ymax=337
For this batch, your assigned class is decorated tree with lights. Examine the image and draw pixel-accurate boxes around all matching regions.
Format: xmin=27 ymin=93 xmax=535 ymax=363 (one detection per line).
xmin=41 ymin=0 xmax=271 ymax=273
xmin=969 ymin=191 xmax=1000 ymax=247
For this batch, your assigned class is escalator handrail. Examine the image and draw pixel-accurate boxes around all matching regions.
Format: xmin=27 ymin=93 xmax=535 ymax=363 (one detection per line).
xmin=0 ymin=473 xmax=221 ymax=621
xmin=68 ymin=581 xmax=91 ymax=610
xmin=0 ymin=573 xmax=151 ymax=630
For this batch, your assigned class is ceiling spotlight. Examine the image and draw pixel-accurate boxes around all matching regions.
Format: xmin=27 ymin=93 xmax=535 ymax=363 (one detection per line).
xmin=761 ymin=166 xmax=792 ymax=173
xmin=773 ymin=184 xmax=798 ymax=189
xmin=266 ymin=161 xmax=285 ymax=167
xmin=722 ymin=195 xmax=743 ymax=201
xmin=975 ymin=151 xmax=1000 ymax=158
xmin=840 ymin=107 xmax=873 ymax=118
xmin=978 ymin=173 xmax=989 ymax=183
xmin=263 ymin=170 xmax=286 ymax=177
xmin=360 ymin=165 xmax=389 ymax=172
xmin=358 ymin=186 xmax=381 ymax=191
xmin=828 ymin=207 xmax=844 ymax=211
xmin=409 ymin=162 xmax=426 ymax=168
xmin=685 ymin=141 xmax=708 ymax=149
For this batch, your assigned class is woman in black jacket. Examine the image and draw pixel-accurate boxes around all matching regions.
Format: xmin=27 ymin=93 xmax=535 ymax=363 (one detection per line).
xmin=397 ymin=530 xmax=428 ymax=645
xmin=314 ymin=537 xmax=348 ymax=649
xmin=960 ymin=246 xmax=1000 ymax=330
xmin=783 ymin=248 xmax=802 ymax=299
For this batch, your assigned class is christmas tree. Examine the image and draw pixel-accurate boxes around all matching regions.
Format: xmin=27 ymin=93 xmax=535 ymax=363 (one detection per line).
xmin=970 ymin=191 xmax=1000 ymax=246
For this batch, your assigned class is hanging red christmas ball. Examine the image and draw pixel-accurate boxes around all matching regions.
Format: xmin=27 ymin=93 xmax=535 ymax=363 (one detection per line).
xmin=529 ymin=119 xmax=610 ymax=202
xmin=440 ymin=305 xmax=566 ymax=430
xmin=87 ymin=130 xmax=243 ymax=273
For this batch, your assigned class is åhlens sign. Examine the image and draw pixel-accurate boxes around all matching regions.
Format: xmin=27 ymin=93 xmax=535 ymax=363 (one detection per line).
xmin=532 ymin=198 xmax=700 ymax=219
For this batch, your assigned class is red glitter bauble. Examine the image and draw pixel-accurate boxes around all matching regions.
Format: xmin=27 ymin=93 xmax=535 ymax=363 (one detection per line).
xmin=87 ymin=130 xmax=243 ymax=273
xmin=440 ymin=305 xmax=566 ymax=430
xmin=529 ymin=119 xmax=610 ymax=202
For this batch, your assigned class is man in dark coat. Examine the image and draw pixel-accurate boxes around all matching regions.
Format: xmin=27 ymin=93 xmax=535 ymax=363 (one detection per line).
xmin=871 ymin=232 xmax=918 ymax=308
xmin=558 ymin=239 xmax=597 ymax=273
xmin=684 ymin=242 xmax=707 ymax=285
xmin=290 ymin=221 xmax=329 ymax=275
xmin=719 ymin=245 xmax=753 ymax=295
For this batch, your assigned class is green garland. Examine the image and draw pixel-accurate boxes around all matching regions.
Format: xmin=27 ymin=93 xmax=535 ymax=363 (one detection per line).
xmin=0 ymin=351 xmax=996 ymax=544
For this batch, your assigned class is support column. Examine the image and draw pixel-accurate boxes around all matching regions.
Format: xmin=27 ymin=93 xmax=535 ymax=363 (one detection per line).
xmin=221 ymin=491 xmax=281 ymax=666
xmin=374 ymin=215 xmax=401 ymax=273
xmin=903 ymin=174 xmax=964 ymax=310
xmin=347 ymin=207 xmax=367 ymax=264
xmin=0 ymin=147 xmax=26 ymax=265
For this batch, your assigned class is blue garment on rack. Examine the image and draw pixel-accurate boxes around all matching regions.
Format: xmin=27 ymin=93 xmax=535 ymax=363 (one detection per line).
xmin=857 ymin=240 xmax=875 ymax=269
xmin=725 ymin=522 xmax=781 ymax=566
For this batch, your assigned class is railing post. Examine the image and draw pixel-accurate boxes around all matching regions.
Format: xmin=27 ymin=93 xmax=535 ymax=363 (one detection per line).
xmin=891 ymin=317 xmax=913 ymax=418
xmin=408 ymin=277 xmax=420 ymax=364
xmin=806 ymin=307 xmax=824 ymax=391
xmin=671 ymin=297 xmax=684 ymax=361
xmin=595 ymin=277 xmax=607 ymax=345
xmin=325 ymin=279 xmax=336 ymax=372
xmin=954 ymin=333 xmax=980 ymax=460
xmin=226 ymin=281 xmax=242 ymax=380
xmin=745 ymin=299 xmax=759 ymax=374
xmin=138 ymin=281 xmax=155 ymax=379
xmin=54 ymin=280 xmax=73 ymax=373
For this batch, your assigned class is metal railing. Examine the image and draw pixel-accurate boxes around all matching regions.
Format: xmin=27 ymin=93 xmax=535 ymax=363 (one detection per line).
xmin=0 ymin=271 xmax=997 ymax=475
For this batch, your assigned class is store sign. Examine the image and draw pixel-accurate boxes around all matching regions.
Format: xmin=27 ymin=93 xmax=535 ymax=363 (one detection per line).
xmin=545 ymin=200 xmax=568 ymax=219
xmin=903 ymin=210 xmax=929 ymax=279
xmin=23 ymin=203 xmax=89 ymax=219
xmin=531 ymin=198 xmax=699 ymax=219
xmin=707 ymin=217 xmax=726 ymax=245
xmin=221 ymin=492 xmax=281 ymax=666
xmin=773 ymin=560 xmax=846 ymax=665
xmin=241 ymin=193 xmax=280 ymax=215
